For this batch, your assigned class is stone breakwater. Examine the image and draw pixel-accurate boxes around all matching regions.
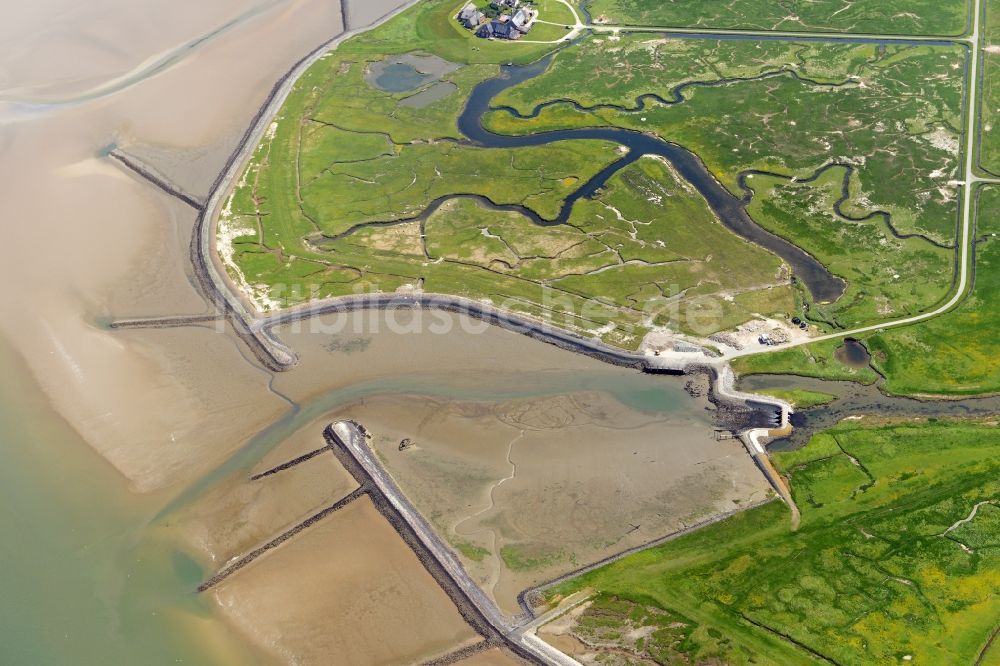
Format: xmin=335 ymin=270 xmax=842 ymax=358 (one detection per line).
xmin=197 ymin=484 xmax=369 ymax=592
xmin=108 ymin=148 xmax=205 ymax=210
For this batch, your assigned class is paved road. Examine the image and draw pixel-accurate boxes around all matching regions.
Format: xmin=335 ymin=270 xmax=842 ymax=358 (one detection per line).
xmin=588 ymin=24 xmax=966 ymax=44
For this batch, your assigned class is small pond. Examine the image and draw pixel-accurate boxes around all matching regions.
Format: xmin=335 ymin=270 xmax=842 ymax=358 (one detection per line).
xmin=834 ymin=337 xmax=871 ymax=368
xmin=365 ymin=53 xmax=460 ymax=93
xmin=401 ymin=81 xmax=458 ymax=108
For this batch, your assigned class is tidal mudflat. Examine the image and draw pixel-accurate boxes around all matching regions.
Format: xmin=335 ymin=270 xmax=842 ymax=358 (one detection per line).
xmin=212 ymin=496 xmax=480 ymax=666
xmin=167 ymin=417 xmax=359 ymax=568
xmin=269 ymin=308 xmax=647 ymax=404
xmin=330 ymin=387 xmax=770 ymax=615
xmin=0 ymin=0 xmax=349 ymax=496
xmin=159 ymin=307 xmax=758 ymax=661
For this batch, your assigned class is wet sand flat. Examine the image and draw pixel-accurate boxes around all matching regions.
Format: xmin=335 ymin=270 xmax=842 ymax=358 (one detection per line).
xmin=0 ymin=0 xmax=347 ymax=494
xmin=70 ymin=324 xmax=291 ymax=491
xmin=272 ymin=309 xmax=632 ymax=406
xmin=330 ymin=390 xmax=771 ymax=615
xmin=170 ymin=416 xmax=358 ymax=567
xmin=212 ymin=495 xmax=479 ymax=666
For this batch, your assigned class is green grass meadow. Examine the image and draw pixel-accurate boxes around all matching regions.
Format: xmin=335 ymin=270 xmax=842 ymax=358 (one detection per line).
xmin=549 ymin=420 xmax=1000 ymax=664
xmin=583 ymin=0 xmax=969 ymax=36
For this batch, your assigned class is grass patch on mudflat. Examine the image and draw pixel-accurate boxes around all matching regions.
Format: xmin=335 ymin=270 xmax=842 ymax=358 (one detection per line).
xmin=863 ymin=185 xmax=1000 ymax=395
xmin=500 ymin=543 xmax=567 ymax=572
xmin=584 ymin=0 xmax=969 ymax=36
xmin=452 ymin=540 xmax=491 ymax=562
xmin=485 ymin=35 xmax=965 ymax=328
xmin=549 ymin=420 xmax=1000 ymax=665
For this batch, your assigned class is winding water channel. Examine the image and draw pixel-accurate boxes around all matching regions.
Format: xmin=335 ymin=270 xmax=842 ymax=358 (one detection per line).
xmin=458 ymin=56 xmax=849 ymax=303
xmin=742 ymin=373 xmax=1000 ymax=450
xmin=317 ymin=53 xmax=850 ymax=303
xmin=318 ymin=33 xmax=970 ymax=307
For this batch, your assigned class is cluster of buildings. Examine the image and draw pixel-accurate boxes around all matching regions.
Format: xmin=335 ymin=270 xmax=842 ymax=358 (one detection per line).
xmin=457 ymin=0 xmax=538 ymax=40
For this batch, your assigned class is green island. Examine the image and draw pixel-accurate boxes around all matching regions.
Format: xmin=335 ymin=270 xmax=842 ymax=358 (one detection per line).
xmin=753 ymin=388 xmax=837 ymax=409
xmin=732 ymin=336 xmax=882 ymax=384
xmin=545 ymin=419 xmax=1000 ymax=665
xmin=219 ymin=0 xmax=965 ymax=351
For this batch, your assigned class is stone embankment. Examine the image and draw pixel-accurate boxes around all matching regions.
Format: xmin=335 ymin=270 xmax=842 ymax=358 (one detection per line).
xmin=108 ymin=148 xmax=205 ymax=210
xmin=197 ymin=484 xmax=368 ymax=591
xmin=248 ymin=446 xmax=328 ymax=481
xmin=186 ymin=2 xmax=422 ymax=373
xmin=420 ymin=640 xmax=498 ymax=665
xmin=108 ymin=314 xmax=224 ymax=329
xmin=514 ymin=497 xmax=776 ymax=618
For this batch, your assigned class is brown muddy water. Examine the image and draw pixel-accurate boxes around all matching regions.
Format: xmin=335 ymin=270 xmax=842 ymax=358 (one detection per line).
xmin=833 ymin=338 xmax=872 ymax=369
